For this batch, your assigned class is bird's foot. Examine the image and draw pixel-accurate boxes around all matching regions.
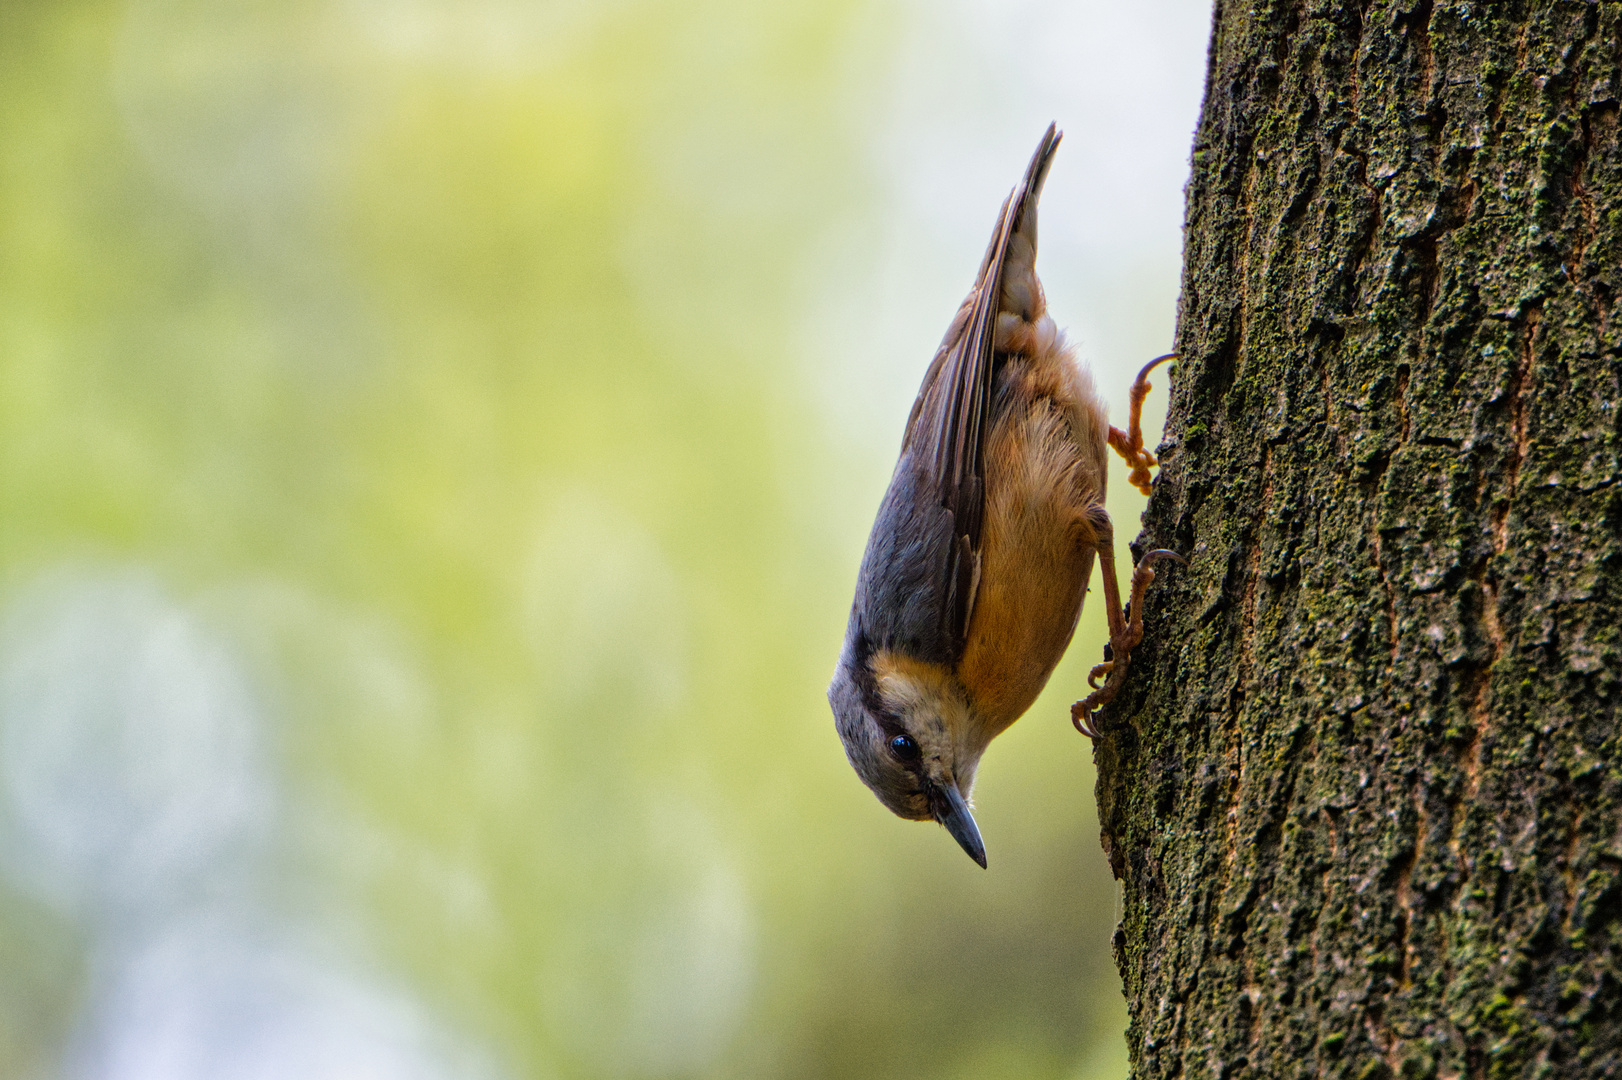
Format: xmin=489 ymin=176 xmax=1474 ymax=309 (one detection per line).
xmin=1108 ymin=353 xmax=1176 ymax=496
xmin=1071 ymin=548 xmax=1187 ymax=740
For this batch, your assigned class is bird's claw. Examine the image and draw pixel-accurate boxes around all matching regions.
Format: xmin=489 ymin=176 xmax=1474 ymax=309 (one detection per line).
xmin=1071 ymin=698 xmax=1101 ymax=741
xmin=1108 ymin=353 xmax=1177 ymax=497
xmin=1072 ymin=546 xmax=1187 ymax=742
xmin=1087 ymin=661 xmax=1113 ymax=690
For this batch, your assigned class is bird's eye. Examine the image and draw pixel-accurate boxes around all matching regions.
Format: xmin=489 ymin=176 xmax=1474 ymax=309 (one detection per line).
xmin=888 ymin=734 xmax=920 ymax=761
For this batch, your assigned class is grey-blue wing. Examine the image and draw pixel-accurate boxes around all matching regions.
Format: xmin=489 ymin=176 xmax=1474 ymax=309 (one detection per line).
xmin=850 ymin=451 xmax=965 ymax=665
xmin=861 ymin=124 xmax=1061 ymax=662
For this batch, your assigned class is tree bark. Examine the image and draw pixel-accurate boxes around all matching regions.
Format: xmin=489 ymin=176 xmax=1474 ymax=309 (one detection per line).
xmin=1097 ymin=2 xmax=1622 ymax=1077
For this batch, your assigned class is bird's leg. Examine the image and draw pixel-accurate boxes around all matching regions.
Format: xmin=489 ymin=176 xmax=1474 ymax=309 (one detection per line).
xmin=1108 ymin=353 xmax=1176 ymax=497
xmin=1071 ymin=510 xmax=1186 ymax=740
xmin=1073 ymin=353 xmax=1183 ymax=739
xmin=1072 ymin=511 xmax=1128 ymax=740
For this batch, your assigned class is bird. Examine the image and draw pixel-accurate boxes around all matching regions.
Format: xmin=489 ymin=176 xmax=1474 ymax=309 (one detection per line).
xmin=827 ymin=124 xmax=1182 ymax=868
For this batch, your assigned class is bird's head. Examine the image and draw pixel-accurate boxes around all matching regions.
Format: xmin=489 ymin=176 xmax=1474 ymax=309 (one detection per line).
xmin=829 ymin=646 xmax=990 ymax=867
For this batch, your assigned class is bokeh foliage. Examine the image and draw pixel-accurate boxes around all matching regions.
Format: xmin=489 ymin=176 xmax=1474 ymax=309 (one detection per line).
xmin=0 ymin=0 xmax=1181 ymax=1077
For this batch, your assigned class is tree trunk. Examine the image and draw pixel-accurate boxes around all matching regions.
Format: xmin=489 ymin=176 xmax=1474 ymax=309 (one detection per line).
xmin=1097 ymin=2 xmax=1622 ymax=1077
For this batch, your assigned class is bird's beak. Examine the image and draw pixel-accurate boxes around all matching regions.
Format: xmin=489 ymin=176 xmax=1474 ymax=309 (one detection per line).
xmin=934 ymin=782 xmax=987 ymax=868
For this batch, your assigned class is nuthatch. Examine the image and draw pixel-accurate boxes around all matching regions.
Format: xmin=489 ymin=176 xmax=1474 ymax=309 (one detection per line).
xmin=827 ymin=125 xmax=1182 ymax=868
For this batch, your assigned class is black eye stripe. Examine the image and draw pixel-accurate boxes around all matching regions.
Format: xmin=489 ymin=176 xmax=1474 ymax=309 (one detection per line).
xmin=871 ymin=708 xmax=906 ymax=737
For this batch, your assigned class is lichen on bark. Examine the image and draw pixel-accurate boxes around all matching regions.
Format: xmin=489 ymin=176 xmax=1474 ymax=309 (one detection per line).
xmin=1098 ymin=2 xmax=1622 ymax=1077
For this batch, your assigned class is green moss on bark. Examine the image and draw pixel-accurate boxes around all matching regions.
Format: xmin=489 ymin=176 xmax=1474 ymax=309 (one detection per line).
xmin=1099 ymin=2 xmax=1622 ymax=1077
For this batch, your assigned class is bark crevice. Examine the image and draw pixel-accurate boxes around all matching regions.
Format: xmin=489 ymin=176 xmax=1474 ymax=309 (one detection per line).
xmin=1100 ymin=3 xmax=1622 ymax=1076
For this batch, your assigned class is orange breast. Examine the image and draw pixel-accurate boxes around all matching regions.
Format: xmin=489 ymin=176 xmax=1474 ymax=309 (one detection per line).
xmin=955 ymin=344 xmax=1109 ymax=737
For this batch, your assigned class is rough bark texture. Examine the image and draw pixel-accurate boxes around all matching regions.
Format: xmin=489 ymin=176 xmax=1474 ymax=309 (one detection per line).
xmin=1097 ymin=2 xmax=1622 ymax=1078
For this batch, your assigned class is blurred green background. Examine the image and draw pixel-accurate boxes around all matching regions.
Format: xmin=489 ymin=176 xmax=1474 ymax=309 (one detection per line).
xmin=0 ymin=0 xmax=1208 ymax=1077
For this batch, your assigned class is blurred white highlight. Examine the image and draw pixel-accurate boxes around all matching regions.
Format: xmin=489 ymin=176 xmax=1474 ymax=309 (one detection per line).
xmin=0 ymin=569 xmax=508 ymax=1080
xmin=63 ymin=915 xmax=505 ymax=1080
xmin=0 ymin=571 xmax=269 ymax=922
xmin=804 ymin=0 xmax=1212 ymax=454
